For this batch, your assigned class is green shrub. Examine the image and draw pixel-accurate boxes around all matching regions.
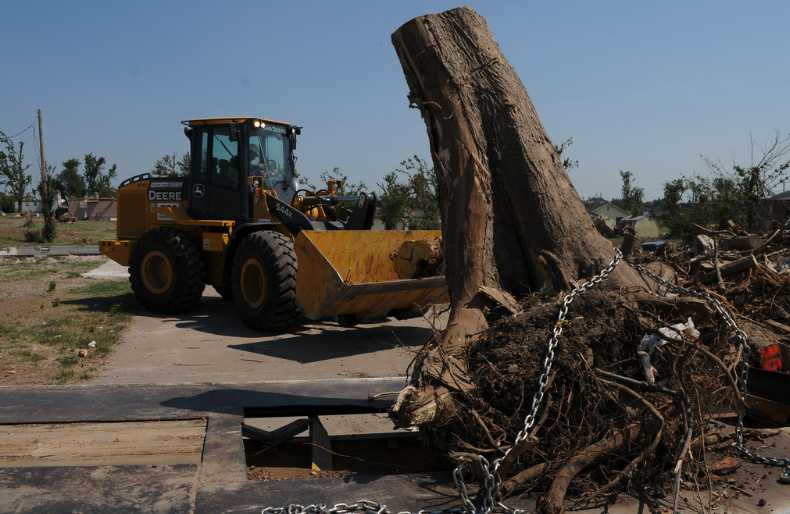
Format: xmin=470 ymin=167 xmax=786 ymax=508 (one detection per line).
xmin=24 ymin=230 xmax=44 ymax=243
xmin=48 ymin=281 xmax=56 ymax=292
xmin=52 ymin=298 xmax=61 ymax=307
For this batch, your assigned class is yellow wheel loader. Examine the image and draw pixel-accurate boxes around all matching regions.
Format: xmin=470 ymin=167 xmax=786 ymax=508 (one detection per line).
xmin=99 ymin=117 xmax=447 ymax=331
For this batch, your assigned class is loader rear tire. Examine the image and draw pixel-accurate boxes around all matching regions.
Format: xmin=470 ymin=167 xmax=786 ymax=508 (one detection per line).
xmin=232 ymin=231 xmax=302 ymax=332
xmin=129 ymin=227 xmax=206 ymax=313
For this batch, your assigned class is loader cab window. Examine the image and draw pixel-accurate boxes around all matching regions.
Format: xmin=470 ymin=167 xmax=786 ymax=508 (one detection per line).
xmin=211 ymin=128 xmax=239 ymax=190
xmin=254 ymin=123 xmax=296 ymax=203
xmin=194 ymin=129 xmax=209 ymax=183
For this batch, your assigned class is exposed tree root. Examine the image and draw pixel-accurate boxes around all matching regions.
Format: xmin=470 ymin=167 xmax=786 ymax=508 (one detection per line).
xmin=540 ymin=423 xmax=650 ymax=514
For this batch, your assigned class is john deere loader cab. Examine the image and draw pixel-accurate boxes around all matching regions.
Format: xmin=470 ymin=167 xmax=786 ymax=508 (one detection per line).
xmin=100 ymin=116 xmax=448 ymax=333
xmin=184 ymin=118 xmax=299 ymax=221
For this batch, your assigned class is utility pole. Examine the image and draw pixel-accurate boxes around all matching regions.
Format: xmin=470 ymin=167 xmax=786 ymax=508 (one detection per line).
xmin=37 ymin=109 xmax=47 ymax=196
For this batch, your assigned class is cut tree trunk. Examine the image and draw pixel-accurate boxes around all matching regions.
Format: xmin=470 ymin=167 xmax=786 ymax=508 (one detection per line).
xmin=392 ymin=6 xmax=644 ymax=346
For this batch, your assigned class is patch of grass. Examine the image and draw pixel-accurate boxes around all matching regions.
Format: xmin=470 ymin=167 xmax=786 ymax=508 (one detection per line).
xmin=54 ymin=370 xmax=75 ymax=384
xmin=56 ymin=355 xmax=79 ymax=368
xmin=0 ymin=261 xmax=104 ymax=283
xmin=10 ymin=349 xmax=45 ymax=363
xmin=69 ymin=280 xmax=132 ymax=296
xmin=0 ymin=321 xmax=23 ymax=341
xmin=0 ymin=218 xmax=116 ymax=247
xmin=0 ymin=258 xmax=136 ymax=385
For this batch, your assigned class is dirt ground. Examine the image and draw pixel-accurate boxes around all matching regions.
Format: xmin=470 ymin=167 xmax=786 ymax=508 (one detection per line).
xmin=0 ymin=254 xmax=134 ymax=385
xmin=0 ymin=216 xmax=117 ymax=248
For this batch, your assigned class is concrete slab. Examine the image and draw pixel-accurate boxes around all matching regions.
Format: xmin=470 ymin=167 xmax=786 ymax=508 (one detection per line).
xmin=89 ymin=293 xmax=444 ymax=385
xmin=81 ymin=258 xmax=129 ymax=278
xmin=0 ymin=245 xmax=101 ymax=256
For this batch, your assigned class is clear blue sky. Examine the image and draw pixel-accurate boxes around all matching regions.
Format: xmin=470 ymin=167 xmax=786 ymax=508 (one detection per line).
xmin=2 ymin=1 xmax=789 ymax=202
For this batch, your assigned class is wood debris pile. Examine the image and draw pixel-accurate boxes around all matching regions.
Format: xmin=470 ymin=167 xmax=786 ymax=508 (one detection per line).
xmin=402 ymin=219 xmax=790 ymax=514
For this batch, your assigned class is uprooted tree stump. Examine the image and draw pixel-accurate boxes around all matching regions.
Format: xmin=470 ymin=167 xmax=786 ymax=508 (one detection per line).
xmin=386 ymin=7 xmax=766 ymax=513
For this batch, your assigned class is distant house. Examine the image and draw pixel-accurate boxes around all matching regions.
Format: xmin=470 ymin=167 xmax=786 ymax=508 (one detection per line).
xmin=765 ymin=190 xmax=790 ymax=216
xmin=586 ymin=202 xmax=631 ymax=228
xmin=622 ymin=215 xmax=660 ymax=238
xmin=20 ymin=190 xmax=66 ymax=213
xmin=68 ymin=193 xmax=117 ymax=221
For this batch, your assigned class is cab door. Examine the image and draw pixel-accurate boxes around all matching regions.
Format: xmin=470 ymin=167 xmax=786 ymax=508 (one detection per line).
xmin=188 ymin=124 xmax=248 ymax=221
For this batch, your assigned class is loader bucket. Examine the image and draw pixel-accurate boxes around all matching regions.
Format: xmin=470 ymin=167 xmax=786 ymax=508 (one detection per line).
xmin=293 ymin=230 xmax=448 ymax=321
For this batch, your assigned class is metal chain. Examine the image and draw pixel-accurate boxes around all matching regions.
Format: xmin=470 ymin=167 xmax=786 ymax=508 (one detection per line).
xmin=262 ymin=500 xmax=468 ymax=514
xmin=627 ymin=261 xmax=790 ymax=473
xmin=260 ymin=249 xmax=624 ymax=514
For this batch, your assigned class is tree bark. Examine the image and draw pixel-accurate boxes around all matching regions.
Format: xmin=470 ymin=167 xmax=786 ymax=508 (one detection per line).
xmin=392 ymin=7 xmax=643 ymax=345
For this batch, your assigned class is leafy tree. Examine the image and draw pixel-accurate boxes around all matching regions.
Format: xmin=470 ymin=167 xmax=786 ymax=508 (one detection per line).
xmin=152 ymin=152 xmax=190 ymax=177
xmin=397 ymin=156 xmax=440 ymax=230
xmin=377 ymin=156 xmax=441 ymax=230
xmin=700 ymin=131 xmax=790 ymax=229
xmin=304 ymin=168 xmax=368 ymax=196
xmin=83 ymin=153 xmax=118 ymax=197
xmin=377 ymin=171 xmax=412 ymax=229
xmin=662 ymin=178 xmax=686 ymax=209
xmin=619 ymin=170 xmax=644 ymax=215
xmin=53 ymin=158 xmax=86 ymax=200
xmin=0 ymin=193 xmax=15 ymax=213
xmin=39 ymin=173 xmax=57 ymax=242
xmin=0 ymin=131 xmax=32 ymax=212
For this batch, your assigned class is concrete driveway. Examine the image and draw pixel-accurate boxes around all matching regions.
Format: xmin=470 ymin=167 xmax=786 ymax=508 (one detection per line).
xmin=86 ymin=260 xmax=446 ymax=385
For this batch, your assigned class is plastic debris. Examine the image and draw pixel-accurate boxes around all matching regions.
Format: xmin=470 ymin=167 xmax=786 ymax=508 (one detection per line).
xmin=638 ymin=317 xmax=700 ymax=384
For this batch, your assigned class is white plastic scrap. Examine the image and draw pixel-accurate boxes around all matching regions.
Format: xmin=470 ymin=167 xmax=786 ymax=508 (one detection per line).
xmin=637 ymin=317 xmax=700 ymax=384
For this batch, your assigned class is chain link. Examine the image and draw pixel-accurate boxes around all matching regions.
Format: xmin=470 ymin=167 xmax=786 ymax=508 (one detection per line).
xmin=261 ymin=249 xmax=788 ymax=514
xmin=627 ymin=261 xmax=790 ymax=470
xmin=261 ymin=249 xmax=624 ymax=514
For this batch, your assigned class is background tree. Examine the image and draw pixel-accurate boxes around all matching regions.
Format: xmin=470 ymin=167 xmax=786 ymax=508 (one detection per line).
xmin=376 ymin=156 xmax=441 ymax=230
xmin=377 ymin=171 xmax=412 ymax=229
xmin=82 ymin=153 xmax=118 ymax=197
xmin=151 ymin=152 xmax=190 ymax=177
xmin=617 ymin=170 xmax=644 ymax=215
xmin=39 ymin=173 xmax=57 ymax=242
xmin=53 ymin=158 xmax=86 ymax=200
xmin=662 ymin=178 xmax=685 ymax=208
xmin=701 ymin=130 xmax=790 ymax=229
xmin=397 ymin=156 xmax=441 ymax=230
xmin=0 ymin=131 xmax=32 ymax=212
xmin=303 ymin=167 xmax=368 ymax=196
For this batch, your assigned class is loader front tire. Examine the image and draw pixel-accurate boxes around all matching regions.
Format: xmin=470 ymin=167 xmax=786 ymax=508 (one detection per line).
xmin=232 ymin=231 xmax=302 ymax=332
xmin=129 ymin=227 xmax=206 ymax=313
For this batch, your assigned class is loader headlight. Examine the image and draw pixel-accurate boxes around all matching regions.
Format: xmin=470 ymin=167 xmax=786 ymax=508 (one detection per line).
xmin=253 ymin=120 xmax=265 ymax=129
xmin=357 ymin=192 xmax=366 ymax=208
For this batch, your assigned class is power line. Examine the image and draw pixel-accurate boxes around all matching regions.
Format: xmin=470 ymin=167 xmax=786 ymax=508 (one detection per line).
xmin=3 ymin=120 xmax=37 ymax=140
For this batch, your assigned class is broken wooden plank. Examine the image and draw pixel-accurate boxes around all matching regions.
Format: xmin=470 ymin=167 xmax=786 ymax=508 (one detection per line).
xmin=241 ymin=418 xmax=312 ymax=446
xmin=0 ymin=419 xmax=206 ymax=467
xmin=697 ymin=255 xmax=758 ymax=285
xmin=309 ymin=416 xmax=333 ymax=471
xmin=765 ymin=319 xmax=790 ymax=335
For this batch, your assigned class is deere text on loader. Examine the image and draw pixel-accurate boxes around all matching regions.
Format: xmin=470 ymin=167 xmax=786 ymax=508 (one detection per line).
xmin=99 ymin=117 xmax=447 ymax=331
